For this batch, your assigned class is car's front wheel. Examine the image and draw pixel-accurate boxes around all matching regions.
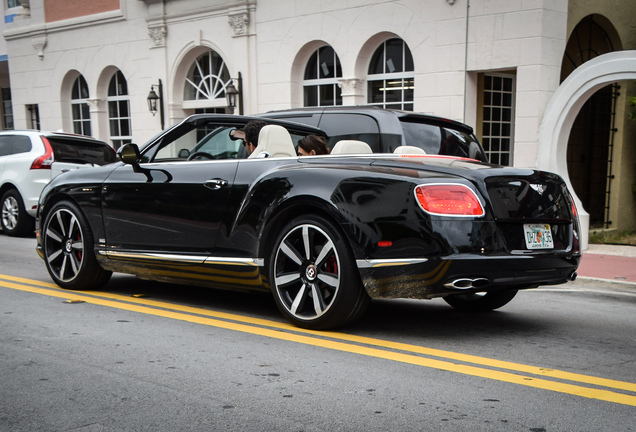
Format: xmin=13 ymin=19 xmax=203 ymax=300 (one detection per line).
xmin=1 ymin=189 xmax=34 ymax=237
xmin=42 ymin=201 xmax=112 ymax=290
xmin=269 ymin=215 xmax=369 ymax=330
xmin=443 ymin=290 xmax=518 ymax=312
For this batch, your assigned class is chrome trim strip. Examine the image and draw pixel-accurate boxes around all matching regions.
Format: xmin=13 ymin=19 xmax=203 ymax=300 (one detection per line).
xmin=203 ymin=257 xmax=264 ymax=267
xmin=99 ymin=250 xmax=264 ymax=267
xmin=356 ymin=258 xmax=428 ymax=268
xmin=100 ymin=250 xmax=206 ymax=263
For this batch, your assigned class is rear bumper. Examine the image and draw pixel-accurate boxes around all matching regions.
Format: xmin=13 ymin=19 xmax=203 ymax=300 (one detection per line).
xmin=358 ymin=253 xmax=581 ymax=299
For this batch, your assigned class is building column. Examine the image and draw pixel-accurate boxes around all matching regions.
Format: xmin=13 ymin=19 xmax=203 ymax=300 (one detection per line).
xmin=338 ymin=78 xmax=365 ymax=106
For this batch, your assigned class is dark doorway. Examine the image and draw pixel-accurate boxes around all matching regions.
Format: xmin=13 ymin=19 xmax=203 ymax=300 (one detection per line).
xmin=561 ymin=15 xmax=618 ymax=228
xmin=566 ymin=84 xmax=618 ymax=227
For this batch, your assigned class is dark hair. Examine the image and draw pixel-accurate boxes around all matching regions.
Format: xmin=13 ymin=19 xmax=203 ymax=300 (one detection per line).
xmin=244 ymin=120 xmax=267 ymax=147
xmin=298 ymin=135 xmax=330 ymax=155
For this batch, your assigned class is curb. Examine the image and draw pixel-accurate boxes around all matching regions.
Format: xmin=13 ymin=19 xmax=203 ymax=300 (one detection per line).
xmin=576 ymin=275 xmax=636 ymax=287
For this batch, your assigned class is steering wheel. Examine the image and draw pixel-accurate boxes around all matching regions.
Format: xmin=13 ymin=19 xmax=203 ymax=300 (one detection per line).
xmin=187 ymin=151 xmax=216 ymax=161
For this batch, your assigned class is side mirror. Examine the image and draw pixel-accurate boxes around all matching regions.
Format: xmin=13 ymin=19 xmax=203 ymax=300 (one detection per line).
xmin=178 ymin=148 xmax=190 ymax=158
xmin=117 ymin=143 xmax=141 ymax=165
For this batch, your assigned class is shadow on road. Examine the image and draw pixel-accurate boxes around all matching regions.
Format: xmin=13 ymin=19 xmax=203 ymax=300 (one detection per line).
xmin=96 ymin=274 xmax=549 ymax=341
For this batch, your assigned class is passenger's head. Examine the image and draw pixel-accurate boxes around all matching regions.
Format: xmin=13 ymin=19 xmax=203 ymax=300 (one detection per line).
xmin=244 ymin=120 xmax=267 ymax=155
xmin=298 ymin=135 xmax=330 ymax=156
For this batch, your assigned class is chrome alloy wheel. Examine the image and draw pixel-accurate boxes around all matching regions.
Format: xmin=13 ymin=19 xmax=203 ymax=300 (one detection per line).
xmin=43 ymin=208 xmax=85 ymax=282
xmin=1 ymin=195 xmax=19 ymax=231
xmin=273 ymin=224 xmax=341 ymax=321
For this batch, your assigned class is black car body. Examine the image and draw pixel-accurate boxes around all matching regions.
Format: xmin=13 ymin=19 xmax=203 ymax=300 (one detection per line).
xmin=36 ymin=114 xmax=580 ymax=329
xmin=258 ymin=105 xmax=488 ymax=161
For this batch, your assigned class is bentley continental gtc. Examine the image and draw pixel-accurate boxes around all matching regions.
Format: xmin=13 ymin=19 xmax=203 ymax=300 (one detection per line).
xmin=36 ymin=114 xmax=581 ymax=329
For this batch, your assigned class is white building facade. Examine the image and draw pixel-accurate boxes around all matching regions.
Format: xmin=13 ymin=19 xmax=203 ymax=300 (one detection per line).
xmin=2 ymin=0 xmax=635 ymax=246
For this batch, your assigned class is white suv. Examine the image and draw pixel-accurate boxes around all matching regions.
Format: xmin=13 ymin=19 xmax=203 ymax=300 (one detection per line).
xmin=0 ymin=131 xmax=116 ymax=237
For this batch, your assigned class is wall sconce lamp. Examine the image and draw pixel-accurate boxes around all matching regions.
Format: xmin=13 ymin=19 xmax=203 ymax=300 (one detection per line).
xmin=225 ymin=72 xmax=243 ymax=115
xmin=147 ymin=79 xmax=165 ymax=129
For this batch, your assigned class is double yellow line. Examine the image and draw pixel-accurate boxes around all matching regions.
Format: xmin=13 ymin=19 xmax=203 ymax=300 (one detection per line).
xmin=2 ymin=273 xmax=636 ymax=407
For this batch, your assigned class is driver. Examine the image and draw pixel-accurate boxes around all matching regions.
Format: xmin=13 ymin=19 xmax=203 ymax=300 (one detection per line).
xmin=243 ymin=120 xmax=266 ymax=156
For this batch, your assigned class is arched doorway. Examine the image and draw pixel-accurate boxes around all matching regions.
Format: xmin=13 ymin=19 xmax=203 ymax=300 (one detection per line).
xmin=561 ymin=15 xmax=620 ymax=228
xmin=537 ymin=51 xmax=636 ymax=249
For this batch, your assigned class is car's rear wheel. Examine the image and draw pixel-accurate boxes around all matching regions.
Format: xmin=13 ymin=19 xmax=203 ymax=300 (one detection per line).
xmin=269 ymin=215 xmax=369 ymax=330
xmin=443 ymin=290 xmax=518 ymax=312
xmin=1 ymin=189 xmax=34 ymax=237
xmin=42 ymin=201 xmax=112 ymax=290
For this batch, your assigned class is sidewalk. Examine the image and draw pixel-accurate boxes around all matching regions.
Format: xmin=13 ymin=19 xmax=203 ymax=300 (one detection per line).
xmin=577 ymin=244 xmax=636 ymax=285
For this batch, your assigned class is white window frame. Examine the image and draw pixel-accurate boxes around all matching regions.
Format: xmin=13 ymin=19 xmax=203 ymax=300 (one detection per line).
xmin=71 ymin=76 xmax=91 ymax=136
xmin=107 ymin=71 xmax=132 ymax=149
xmin=367 ymin=39 xmax=414 ymax=111
xmin=183 ymin=50 xmax=232 ymax=110
xmin=481 ymin=73 xmax=516 ymax=166
xmin=303 ymin=46 xmax=343 ymax=107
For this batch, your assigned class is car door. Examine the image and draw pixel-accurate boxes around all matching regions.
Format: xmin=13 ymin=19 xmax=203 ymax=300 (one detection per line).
xmin=101 ymin=121 xmax=242 ymax=258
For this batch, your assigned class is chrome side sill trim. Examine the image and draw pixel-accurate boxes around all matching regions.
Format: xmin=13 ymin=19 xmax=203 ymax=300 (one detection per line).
xmin=356 ymin=258 xmax=428 ymax=268
xmin=99 ymin=250 xmax=264 ymax=267
xmin=203 ymin=257 xmax=264 ymax=267
xmin=100 ymin=250 xmax=206 ymax=263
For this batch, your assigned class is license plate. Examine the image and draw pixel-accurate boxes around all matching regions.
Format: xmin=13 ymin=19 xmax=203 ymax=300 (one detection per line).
xmin=523 ymin=224 xmax=554 ymax=249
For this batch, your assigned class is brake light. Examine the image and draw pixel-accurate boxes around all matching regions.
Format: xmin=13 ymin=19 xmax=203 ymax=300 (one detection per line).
xmin=31 ymin=136 xmax=54 ymax=169
xmin=415 ymin=184 xmax=484 ymax=216
xmin=571 ymin=201 xmax=578 ymax=218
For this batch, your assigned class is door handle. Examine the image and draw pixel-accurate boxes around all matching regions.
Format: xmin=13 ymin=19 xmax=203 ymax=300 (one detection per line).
xmin=204 ymin=179 xmax=228 ymax=190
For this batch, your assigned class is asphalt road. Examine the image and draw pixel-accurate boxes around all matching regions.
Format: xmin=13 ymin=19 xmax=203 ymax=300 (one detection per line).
xmin=1 ymin=233 xmax=635 ymax=431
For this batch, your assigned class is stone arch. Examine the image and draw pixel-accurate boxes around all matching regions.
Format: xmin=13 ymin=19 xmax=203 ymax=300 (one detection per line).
xmin=96 ymin=66 xmax=124 ymax=102
xmin=537 ymin=50 xmax=636 ymax=248
xmin=290 ymin=40 xmax=344 ymax=108
xmin=355 ymin=32 xmax=401 ymax=80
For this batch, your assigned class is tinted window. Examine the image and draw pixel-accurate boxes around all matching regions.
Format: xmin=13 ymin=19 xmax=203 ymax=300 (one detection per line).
xmin=0 ymin=136 xmax=9 ymax=156
xmin=0 ymin=135 xmax=32 ymax=156
xmin=268 ymin=114 xmax=320 ymax=128
xmin=400 ymin=120 xmax=487 ymax=161
xmin=48 ymin=138 xmax=116 ymax=166
xmin=319 ymin=113 xmax=387 ymax=152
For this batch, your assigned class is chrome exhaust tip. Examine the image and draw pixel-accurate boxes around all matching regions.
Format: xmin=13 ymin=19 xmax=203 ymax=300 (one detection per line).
xmin=444 ymin=277 xmax=490 ymax=290
xmin=569 ymin=271 xmax=578 ymax=281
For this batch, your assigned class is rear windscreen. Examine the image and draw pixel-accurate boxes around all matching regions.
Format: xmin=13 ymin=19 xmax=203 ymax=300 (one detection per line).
xmin=48 ymin=138 xmax=116 ymax=166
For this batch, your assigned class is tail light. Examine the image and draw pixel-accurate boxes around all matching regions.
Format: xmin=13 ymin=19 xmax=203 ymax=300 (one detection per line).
xmin=415 ymin=183 xmax=485 ymax=217
xmin=31 ymin=137 xmax=54 ymax=169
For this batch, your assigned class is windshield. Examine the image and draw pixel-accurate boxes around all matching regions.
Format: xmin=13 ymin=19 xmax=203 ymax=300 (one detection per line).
xmin=400 ymin=120 xmax=487 ymax=162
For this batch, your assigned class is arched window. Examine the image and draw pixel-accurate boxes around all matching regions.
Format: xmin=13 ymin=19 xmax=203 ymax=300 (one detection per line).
xmin=561 ymin=15 xmax=615 ymax=82
xmin=367 ymin=38 xmax=414 ymax=111
xmin=71 ymin=75 xmax=91 ymax=136
xmin=303 ymin=46 xmax=342 ymax=107
xmin=184 ymin=50 xmax=231 ymax=103
xmin=107 ymin=71 xmax=131 ymax=149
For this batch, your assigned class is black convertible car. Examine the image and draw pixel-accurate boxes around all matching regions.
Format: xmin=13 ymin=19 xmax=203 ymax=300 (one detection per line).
xmin=36 ymin=114 xmax=581 ymax=329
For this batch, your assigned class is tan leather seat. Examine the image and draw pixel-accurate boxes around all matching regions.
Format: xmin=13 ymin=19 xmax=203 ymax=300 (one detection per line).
xmin=248 ymin=125 xmax=296 ymax=159
xmin=330 ymin=140 xmax=372 ymax=155
xmin=393 ymin=146 xmax=426 ymax=155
